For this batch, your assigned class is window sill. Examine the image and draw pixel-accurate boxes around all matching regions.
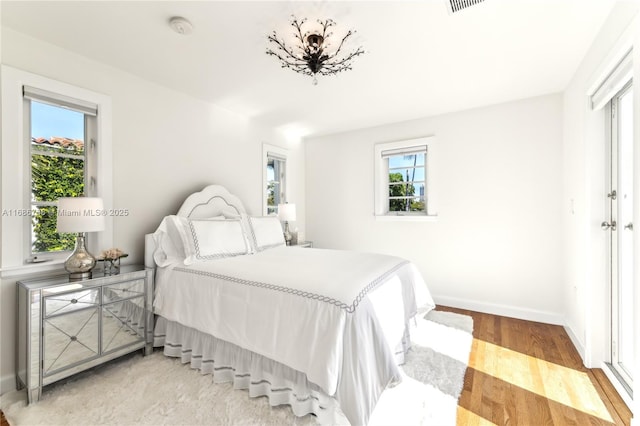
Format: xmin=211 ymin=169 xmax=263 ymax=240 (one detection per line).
xmin=375 ymin=214 xmax=438 ymax=222
xmin=0 ymin=259 xmax=66 ymax=279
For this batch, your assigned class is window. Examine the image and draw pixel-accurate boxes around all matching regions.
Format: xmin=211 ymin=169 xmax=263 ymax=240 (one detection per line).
xmin=374 ymin=136 xmax=436 ymax=220
xmin=25 ymin=87 xmax=98 ymax=258
xmin=1 ymin=65 xmax=113 ymax=271
xmin=263 ymin=144 xmax=288 ymax=215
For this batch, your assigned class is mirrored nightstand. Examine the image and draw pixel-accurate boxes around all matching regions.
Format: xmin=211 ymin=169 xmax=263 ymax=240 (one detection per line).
xmin=16 ymin=265 xmax=153 ymax=403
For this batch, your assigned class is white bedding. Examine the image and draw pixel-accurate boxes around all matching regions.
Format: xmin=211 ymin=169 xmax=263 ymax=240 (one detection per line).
xmin=154 ymin=246 xmax=434 ymax=425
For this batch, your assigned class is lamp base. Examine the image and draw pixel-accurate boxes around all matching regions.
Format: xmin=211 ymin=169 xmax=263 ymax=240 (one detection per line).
xmin=64 ymin=233 xmax=97 ymax=281
xmin=284 ymin=221 xmax=292 ymax=246
xmin=68 ymin=271 xmax=92 ymax=282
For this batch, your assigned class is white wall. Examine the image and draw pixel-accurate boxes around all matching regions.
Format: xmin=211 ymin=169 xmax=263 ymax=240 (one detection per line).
xmin=0 ymin=28 xmax=305 ymax=394
xmin=305 ymin=94 xmax=565 ymax=323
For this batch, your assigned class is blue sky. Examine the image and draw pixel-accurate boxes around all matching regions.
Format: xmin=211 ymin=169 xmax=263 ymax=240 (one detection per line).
xmin=31 ymin=101 xmax=84 ymax=140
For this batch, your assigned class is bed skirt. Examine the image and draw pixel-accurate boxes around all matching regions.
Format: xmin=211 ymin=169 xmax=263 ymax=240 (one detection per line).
xmin=153 ymin=317 xmax=347 ymax=425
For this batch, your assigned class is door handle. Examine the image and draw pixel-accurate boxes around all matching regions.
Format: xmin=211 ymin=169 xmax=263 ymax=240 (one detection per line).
xmin=624 ymin=223 xmax=633 ymax=231
xmin=601 ymin=221 xmax=617 ymax=231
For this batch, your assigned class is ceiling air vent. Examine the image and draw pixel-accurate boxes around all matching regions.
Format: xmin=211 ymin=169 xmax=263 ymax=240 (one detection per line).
xmin=446 ymin=0 xmax=486 ymax=14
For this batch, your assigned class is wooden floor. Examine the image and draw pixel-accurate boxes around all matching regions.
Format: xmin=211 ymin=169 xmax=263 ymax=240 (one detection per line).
xmin=0 ymin=308 xmax=631 ymax=426
xmin=437 ymin=306 xmax=632 ymax=426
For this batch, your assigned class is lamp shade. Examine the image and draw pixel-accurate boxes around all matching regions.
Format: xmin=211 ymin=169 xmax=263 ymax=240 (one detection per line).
xmin=57 ymin=197 xmax=105 ymax=233
xmin=277 ymin=203 xmax=296 ymax=222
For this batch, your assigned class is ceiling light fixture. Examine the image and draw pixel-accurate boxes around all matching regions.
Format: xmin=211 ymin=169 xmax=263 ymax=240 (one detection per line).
xmin=446 ymin=0 xmax=486 ymax=14
xmin=169 ymin=16 xmax=193 ymax=35
xmin=266 ymin=16 xmax=365 ymax=85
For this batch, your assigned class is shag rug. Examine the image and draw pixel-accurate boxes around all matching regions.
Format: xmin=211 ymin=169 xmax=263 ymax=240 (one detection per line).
xmin=1 ymin=310 xmax=473 ymax=426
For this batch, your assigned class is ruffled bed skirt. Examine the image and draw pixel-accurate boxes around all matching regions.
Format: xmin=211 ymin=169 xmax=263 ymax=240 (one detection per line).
xmin=153 ymin=317 xmax=347 ymax=425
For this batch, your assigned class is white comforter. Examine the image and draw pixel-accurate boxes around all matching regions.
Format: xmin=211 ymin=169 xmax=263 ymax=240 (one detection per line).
xmin=154 ymin=246 xmax=434 ymax=424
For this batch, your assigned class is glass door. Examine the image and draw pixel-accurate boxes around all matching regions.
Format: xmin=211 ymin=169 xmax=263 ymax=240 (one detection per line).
xmin=605 ymin=81 xmax=634 ymax=389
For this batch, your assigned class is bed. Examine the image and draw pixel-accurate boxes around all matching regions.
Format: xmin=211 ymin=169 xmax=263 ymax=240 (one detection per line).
xmin=144 ymin=185 xmax=435 ymax=425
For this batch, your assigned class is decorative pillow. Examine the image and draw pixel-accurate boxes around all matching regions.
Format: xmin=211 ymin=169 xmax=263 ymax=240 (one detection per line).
xmin=248 ymin=216 xmax=285 ymax=251
xmin=222 ymin=210 xmax=256 ymax=254
xmin=180 ymin=218 xmax=251 ymax=265
xmin=152 ymin=215 xmax=190 ymax=267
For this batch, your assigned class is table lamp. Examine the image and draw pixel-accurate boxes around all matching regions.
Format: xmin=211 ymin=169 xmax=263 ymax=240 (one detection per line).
xmin=56 ymin=197 xmax=105 ymax=281
xmin=277 ymin=203 xmax=296 ymax=246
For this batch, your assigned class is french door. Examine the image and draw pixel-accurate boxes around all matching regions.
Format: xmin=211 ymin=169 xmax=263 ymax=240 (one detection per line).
xmin=604 ymin=81 xmax=634 ymax=389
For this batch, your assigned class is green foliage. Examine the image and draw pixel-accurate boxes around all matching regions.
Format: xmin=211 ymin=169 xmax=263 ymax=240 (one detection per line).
xmin=267 ymin=182 xmax=275 ymax=207
xmin=388 ymin=172 xmax=424 ymax=212
xmin=31 ymin=146 xmax=85 ymax=253
xmin=410 ymin=199 xmax=425 ymax=211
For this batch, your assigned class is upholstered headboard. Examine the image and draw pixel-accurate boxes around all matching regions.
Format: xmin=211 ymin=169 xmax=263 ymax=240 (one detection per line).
xmin=144 ymin=185 xmax=248 ymax=268
xmin=176 ymin=185 xmax=246 ymax=218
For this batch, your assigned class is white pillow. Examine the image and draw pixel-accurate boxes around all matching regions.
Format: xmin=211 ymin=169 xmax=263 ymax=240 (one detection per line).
xmin=152 ymin=215 xmax=230 ymax=266
xmin=180 ymin=218 xmax=251 ymax=265
xmin=222 ymin=210 xmax=256 ymax=253
xmin=248 ymin=216 xmax=285 ymax=251
xmin=152 ymin=215 xmax=190 ymax=267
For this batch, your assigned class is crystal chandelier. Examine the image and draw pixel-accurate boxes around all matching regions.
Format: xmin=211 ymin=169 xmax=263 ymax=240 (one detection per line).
xmin=266 ymin=16 xmax=365 ymax=85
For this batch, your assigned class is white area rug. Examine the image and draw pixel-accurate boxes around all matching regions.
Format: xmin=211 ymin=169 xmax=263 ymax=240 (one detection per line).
xmin=2 ymin=311 xmax=473 ymax=426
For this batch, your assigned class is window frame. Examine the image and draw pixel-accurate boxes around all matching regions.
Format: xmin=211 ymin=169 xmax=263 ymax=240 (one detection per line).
xmin=262 ymin=143 xmax=288 ymax=216
xmin=1 ymin=65 xmax=113 ymax=274
xmin=25 ymin=95 xmax=97 ymax=261
xmin=374 ymin=136 xmax=437 ymax=221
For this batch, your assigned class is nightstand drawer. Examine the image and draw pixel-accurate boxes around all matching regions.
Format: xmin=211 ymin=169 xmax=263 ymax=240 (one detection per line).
xmin=102 ymin=279 xmax=145 ymax=304
xmin=43 ymin=307 xmax=100 ymax=376
xmin=102 ymin=297 xmax=146 ymax=353
xmin=44 ymin=288 xmax=100 ymax=317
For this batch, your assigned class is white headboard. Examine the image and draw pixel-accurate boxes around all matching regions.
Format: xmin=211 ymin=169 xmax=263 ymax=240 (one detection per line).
xmin=144 ymin=185 xmax=247 ymax=268
xmin=176 ymin=185 xmax=246 ymax=218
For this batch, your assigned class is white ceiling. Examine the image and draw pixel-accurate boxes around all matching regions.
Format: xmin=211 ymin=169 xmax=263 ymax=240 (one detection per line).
xmin=1 ymin=0 xmax=616 ymax=139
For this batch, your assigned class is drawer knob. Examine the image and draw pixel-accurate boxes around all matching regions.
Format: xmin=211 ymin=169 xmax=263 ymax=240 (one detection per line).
xmin=71 ymin=299 xmax=78 ymax=304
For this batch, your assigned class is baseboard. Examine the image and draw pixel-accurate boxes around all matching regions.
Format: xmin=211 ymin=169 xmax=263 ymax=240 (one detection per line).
xmin=0 ymin=373 xmax=16 ymax=397
xmin=563 ymin=323 xmax=586 ymax=363
xmin=433 ymin=295 xmax=564 ymax=325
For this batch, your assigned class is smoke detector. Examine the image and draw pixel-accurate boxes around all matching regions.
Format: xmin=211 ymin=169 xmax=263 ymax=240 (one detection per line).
xmin=169 ymin=17 xmax=193 ymax=35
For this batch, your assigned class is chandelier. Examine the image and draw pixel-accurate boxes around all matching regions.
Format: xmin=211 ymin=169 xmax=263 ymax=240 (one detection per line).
xmin=266 ymin=16 xmax=365 ymax=85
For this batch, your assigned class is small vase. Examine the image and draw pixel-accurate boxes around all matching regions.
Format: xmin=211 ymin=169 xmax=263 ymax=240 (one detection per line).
xmin=105 ymin=257 xmax=121 ymax=275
